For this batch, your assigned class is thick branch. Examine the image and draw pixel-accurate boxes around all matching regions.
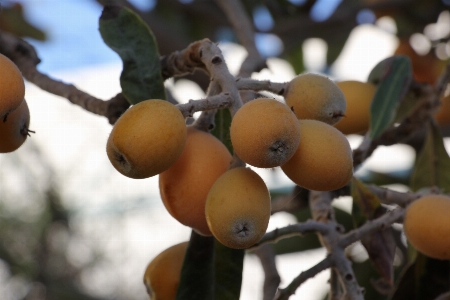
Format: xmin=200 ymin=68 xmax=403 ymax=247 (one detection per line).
xmin=309 ymin=191 xmax=363 ymax=300
xmin=160 ymin=40 xmax=207 ymax=79
xmin=252 ymin=244 xmax=281 ymax=300
xmin=0 ymin=31 xmax=129 ymax=124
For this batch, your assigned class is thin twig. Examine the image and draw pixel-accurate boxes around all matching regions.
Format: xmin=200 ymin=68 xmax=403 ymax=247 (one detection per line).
xmin=214 ymin=0 xmax=266 ymax=77
xmin=251 ymin=220 xmax=330 ymax=248
xmin=339 ymin=208 xmax=405 ymax=248
xmin=274 ymin=255 xmax=333 ymax=300
xmin=236 ymin=78 xmax=288 ymax=97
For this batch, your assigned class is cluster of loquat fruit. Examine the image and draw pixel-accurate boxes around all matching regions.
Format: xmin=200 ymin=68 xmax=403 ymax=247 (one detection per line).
xmin=132 ymin=72 xmax=450 ymax=299
xmin=0 ymin=53 xmax=32 ymax=153
xmin=106 ymin=73 xmax=355 ymax=251
xmin=104 ymin=73 xmax=361 ymax=299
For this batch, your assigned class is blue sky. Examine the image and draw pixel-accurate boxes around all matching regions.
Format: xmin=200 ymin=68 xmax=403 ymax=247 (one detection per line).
xmin=13 ymin=0 xmax=344 ymax=72
xmin=14 ymin=0 xmax=121 ymax=71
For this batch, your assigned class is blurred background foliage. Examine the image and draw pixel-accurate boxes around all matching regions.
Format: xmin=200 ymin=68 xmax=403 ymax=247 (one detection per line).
xmin=1 ymin=0 xmax=450 ymax=299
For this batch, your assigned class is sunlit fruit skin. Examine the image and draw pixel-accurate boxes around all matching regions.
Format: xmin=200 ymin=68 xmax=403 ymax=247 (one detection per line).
xmin=334 ymin=80 xmax=377 ymax=135
xmin=205 ymin=167 xmax=271 ymax=249
xmin=281 ymin=119 xmax=353 ymax=191
xmin=0 ymin=99 xmax=30 ymax=153
xmin=230 ymin=98 xmax=301 ymax=168
xmin=143 ymin=241 xmax=188 ymax=300
xmin=106 ymin=100 xmax=187 ymax=179
xmin=404 ymin=195 xmax=450 ymax=260
xmin=159 ymin=126 xmax=232 ymax=236
xmin=0 ymin=53 xmax=25 ymax=119
xmin=284 ymin=73 xmax=346 ymax=125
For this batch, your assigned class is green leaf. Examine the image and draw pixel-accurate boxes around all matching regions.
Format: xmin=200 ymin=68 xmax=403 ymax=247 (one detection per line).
xmin=176 ymin=231 xmax=215 ymax=300
xmin=0 ymin=3 xmax=46 ymax=40
xmin=410 ymin=121 xmax=450 ymax=193
xmin=211 ymin=108 xmax=233 ymax=154
xmin=351 ymin=178 xmax=383 ymax=225
xmin=369 ymin=55 xmax=413 ymax=139
xmin=99 ymin=5 xmax=165 ymax=104
xmin=214 ymin=241 xmax=244 ymax=300
xmin=326 ymin=29 xmax=351 ymax=67
xmin=389 ymin=253 xmax=450 ymax=300
xmin=393 ymin=91 xmax=423 ymax=124
xmin=285 ymin=47 xmax=305 ymax=75
xmin=209 ymin=107 xmax=242 ymax=299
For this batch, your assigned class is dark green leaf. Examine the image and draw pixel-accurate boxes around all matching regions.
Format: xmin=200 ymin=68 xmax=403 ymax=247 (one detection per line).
xmin=369 ymin=55 xmax=413 ymax=139
xmin=351 ymin=177 xmax=384 ymax=225
xmin=0 ymin=3 xmax=46 ymax=40
xmin=410 ymin=121 xmax=450 ymax=193
xmin=176 ymin=231 xmax=215 ymax=300
xmin=389 ymin=253 xmax=450 ymax=300
xmin=211 ymin=108 xmax=233 ymax=154
xmin=326 ymin=30 xmax=351 ymax=67
xmin=209 ymin=107 xmax=242 ymax=299
xmin=214 ymin=241 xmax=244 ymax=300
xmin=285 ymin=47 xmax=305 ymax=75
xmin=367 ymin=56 xmax=399 ymax=85
xmin=99 ymin=5 xmax=165 ymax=104
xmin=352 ymin=259 xmax=393 ymax=300
xmin=393 ymin=91 xmax=423 ymax=124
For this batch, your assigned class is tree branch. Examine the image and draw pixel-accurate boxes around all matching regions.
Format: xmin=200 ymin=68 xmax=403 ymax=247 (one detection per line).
xmin=274 ymin=255 xmax=333 ymax=300
xmin=251 ymin=220 xmax=330 ymax=248
xmin=251 ymin=244 xmax=281 ymax=300
xmin=0 ymin=30 xmax=129 ymax=124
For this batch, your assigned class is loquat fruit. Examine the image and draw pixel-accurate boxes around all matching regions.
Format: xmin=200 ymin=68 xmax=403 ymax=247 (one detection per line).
xmin=284 ymin=73 xmax=346 ymax=125
xmin=205 ymin=167 xmax=271 ymax=249
xmin=403 ymin=195 xmax=450 ymax=260
xmin=230 ymin=98 xmax=300 ymax=168
xmin=143 ymin=241 xmax=188 ymax=300
xmin=106 ymin=99 xmax=187 ymax=179
xmin=0 ymin=99 xmax=31 ymax=153
xmin=159 ymin=126 xmax=232 ymax=236
xmin=0 ymin=53 xmax=25 ymax=119
xmin=281 ymin=119 xmax=353 ymax=191
xmin=334 ymin=80 xmax=377 ymax=135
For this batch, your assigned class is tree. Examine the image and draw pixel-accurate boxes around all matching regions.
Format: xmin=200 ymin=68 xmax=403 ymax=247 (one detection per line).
xmin=1 ymin=0 xmax=450 ymax=299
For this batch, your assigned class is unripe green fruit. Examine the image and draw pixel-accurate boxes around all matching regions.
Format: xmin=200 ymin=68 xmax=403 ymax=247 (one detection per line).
xmin=205 ymin=167 xmax=271 ymax=249
xmin=106 ymin=100 xmax=187 ymax=179
xmin=0 ymin=53 xmax=25 ymax=119
xmin=284 ymin=73 xmax=346 ymax=125
xmin=281 ymin=119 xmax=353 ymax=191
xmin=0 ymin=99 xmax=31 ymax=153
xmin=230 ymin=98 xmax=301 ymax=168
